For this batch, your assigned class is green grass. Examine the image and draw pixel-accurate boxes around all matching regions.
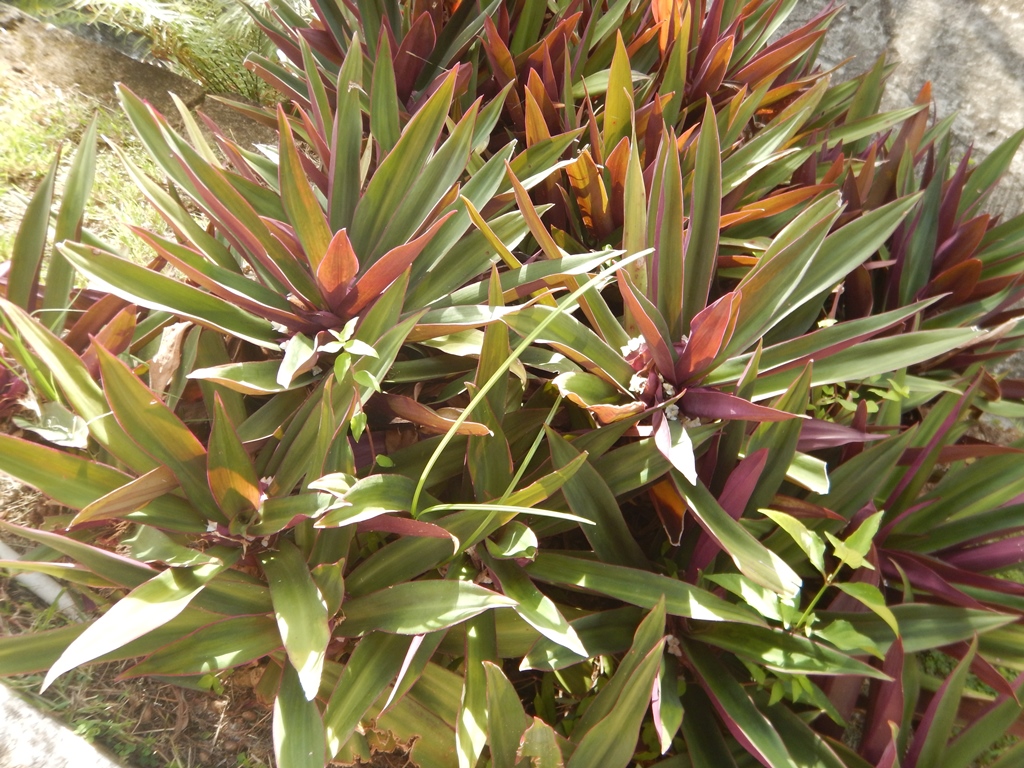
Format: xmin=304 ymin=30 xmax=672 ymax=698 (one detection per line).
xmin=0 ymin=76 xmax=172 ymax=268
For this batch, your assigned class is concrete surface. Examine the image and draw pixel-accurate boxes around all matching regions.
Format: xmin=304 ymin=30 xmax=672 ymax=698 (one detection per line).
xmin=782 ymin=0 xmax=1024 ymax=218
xmin=0 ymin=683 xmax=128 ymax=768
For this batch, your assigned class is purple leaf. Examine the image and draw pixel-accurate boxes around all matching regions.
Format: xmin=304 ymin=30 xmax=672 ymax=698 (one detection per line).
xmin=861 ymin=639 xmax=905 ymax=764
xmin=940 ymin=536 xmax=1024 ymax=577
xmin=356 ymin=516 xmax=455 ymax=542
xmin=798 ymin=419 xmax=885 ymax=452
xmin=681 ymin=388 xmax=800 ymax=423
xmin=675 ymin=292 xmax=740 ymax=382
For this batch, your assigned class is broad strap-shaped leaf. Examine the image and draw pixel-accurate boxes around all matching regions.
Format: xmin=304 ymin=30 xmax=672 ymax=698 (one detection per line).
xmin=484 ymin=661 xmax=531 ymax=768
xmin=208 ymin=396 xmax=262 ymax=522
xmin=42 ymin=558 xmax=231 ymax=691
xmin=274 ymin=661 xmax=327 ymax=768
xmin=7 ymin=149 xmax=59 ymax=309
xmin=278 ymin=105 xmax=332 ymax=271
xmin=260 ymin=540 xmax=331 ymax=700
xmin=683 ymin=100 xmax=722 ymax=333
xmin=60 ymin=243 xmax=278 ymax=348
xmin=526 ymin=552 xmax=764 ymax=626
xmin=905 ymin=637 xmax=978 ymax=768
xmin=337 ymin=580 xmax=515 ymax=636
xmin=684 ymin=639 xmax=800 ymax=768
xmin=694 ymin=623 xmax=890 ymax=678
xmin=323 ymin=633 xmax=411 ymax=756
xmin=547 ymin=427 xmax=648 ymax=567
xmin=482 ymin=553 xmax=586 ymax=657
xmin=673 ymin=470 xmax=801 ymax=598
xmin=122 ymin=615 xmax=280 ymax=677
xmin=96 ymin=344 xmax=223 ymax=521
xmin=43 ymin=116 xmax=98 ymax=329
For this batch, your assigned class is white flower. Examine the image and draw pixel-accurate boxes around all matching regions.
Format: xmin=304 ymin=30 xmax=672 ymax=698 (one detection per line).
xmin=620 ymin=336 xmax=644 ymax=356
xmin=629 ymin=373 xmax=648 ymax=394
xmin=682 ymin=417 xmax=701 ymax=429
xmin=666 ymin=635 xmax=683 ymax=658
xmin=665 ymin=404 xmax=680 ymax=421
xmin=662 ymin=382 xmax=676 ymax=397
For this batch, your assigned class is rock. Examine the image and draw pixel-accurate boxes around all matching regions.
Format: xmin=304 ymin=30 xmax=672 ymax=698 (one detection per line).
xmin=0 ymin=4 xmax=203 ymax=117
xmin=0 ymin=683 xmax=129 ymax=768
xmin=781 ymin=0 xmax=1024 ymax=218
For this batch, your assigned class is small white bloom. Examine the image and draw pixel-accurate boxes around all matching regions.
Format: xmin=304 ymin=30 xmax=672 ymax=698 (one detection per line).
xmin=665 ymin=404 xmax=680 ymax=421
xmin=620 ymin=336 xmax=644 ymax=356
xmin=662 ymin=382 xmax=676 ymax=397
xmin=206 ymin=521 xmax=218 ymax=533
xmin=629 ymin=373 xmax=648 ymax=394
xmin=682 ymin=417 xmax=701 ymax=429
xmin=666 ymin=635 xmax=683 ymax=658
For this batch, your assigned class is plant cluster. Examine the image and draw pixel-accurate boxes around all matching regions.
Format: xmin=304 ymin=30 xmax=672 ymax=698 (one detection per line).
xmin=3 ymin=1 xmax=1024 ymax=767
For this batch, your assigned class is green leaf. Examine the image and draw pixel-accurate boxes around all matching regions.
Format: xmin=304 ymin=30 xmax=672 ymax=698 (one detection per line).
xmin=759 ymin=509 xmax=825 ymax=574
xmin=547 ymin=428 xmax=647 ymax=568
xmin=43 ymin=116 xmax=98 ymax=328
xmin=124 ymin=615 xmax=280 ymax=677
xmin=260 ymin=541 xmax=330 ymax=700
xmin=42 ymin=559 xmax=230 ymax=691
xmin=908 ymin=637 xmax=977 ymax=768
xmin=7 ymin=150 xmax=59 ymax=309
xmin=820 ymin=605 xmax=1014 ymax=654
xmin=484 ymin=662 xmax=531 ymax=768
xmin=59 ymin=244 xmax=278 ymax=349
xmin=370 ymin=34 xmax=400 ymax=156
xmin=323 ymin=633 xmax=411 ymax=756
xmin=826 ymin=511 xmax=883 ymax=572
xmin=684 ymin=100 xmax=722 ymax=332
xmin=694 ymin=623 xmax=890 ymax=678
xmin=651 ymin=132 xmax=686 ymax=339
xmin=189 ymin=360 xmax=314 ymax=395
xmin=329 ymin=37 xmax=364 ymax=231
xmin=568 ymin=644 xmax=663 ymax=768
xmin=274 ymin=661 xmax=327 ymax=768
xmin=208 ymin=398 xmax=261 ymax=521
xmin=526 ymin=553 xmax=764 ymax=626
xmin=518 ymin=717 xmax=566 ymax=767
xmin=351 ymin=70 xmax=456 ymax=261
xmin=680 ymin=686 xmax=739 ymax=767
xmin=672 ymin=471 xmax=801 ymax=598
xmin=485 ymin=521 xmax=538 ymax=560
xmin=337 ymin=580 xmax=515 ymax=636
xmin=684 ymin=640 xmax=799 ymax=768
xmin=603 ymin=33 xmax=632 ymax=157
xmin=729 ymin=194 xmax=843 ymax=355
xmin=834 ymin=583 xmax=899 ymax=637
xmin=277 ymin=107 xmax=332 ymax=271
xmin=482 ymin=553 xmax=587 ymax=656
xmin=96 ymin=345 xmax=222 ymax=521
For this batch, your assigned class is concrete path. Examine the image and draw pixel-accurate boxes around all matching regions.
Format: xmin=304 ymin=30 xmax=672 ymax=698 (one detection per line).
xmin=0 ymin=684 xmax=128 ymax=768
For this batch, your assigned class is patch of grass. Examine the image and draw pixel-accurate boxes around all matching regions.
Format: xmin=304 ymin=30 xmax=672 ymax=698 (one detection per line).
xmin=0 ymin=77 xmax=171 ymax=267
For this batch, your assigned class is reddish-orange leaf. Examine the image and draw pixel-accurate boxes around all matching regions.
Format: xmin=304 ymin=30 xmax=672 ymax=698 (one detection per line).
xmin=317 ymin=229 xmax=359 ymax=312
xmin=925 ymin=258 xmax=982 ymax=307
xmin=675 ymin=291 xmax=740 ymax=382
xmin=386 ymin=394 xmax=492 ymax=436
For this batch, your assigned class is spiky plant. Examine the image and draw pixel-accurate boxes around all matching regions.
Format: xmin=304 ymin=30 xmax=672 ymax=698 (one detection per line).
xmin=2 ymin=2 xmax=1024 ymax=767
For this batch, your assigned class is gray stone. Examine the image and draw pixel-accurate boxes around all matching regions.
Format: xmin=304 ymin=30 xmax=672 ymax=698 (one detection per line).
xmin=0 ymin=683 xmax=128 ymax=768
xmin=781 ymin=0 xmax=1024 ymax=218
